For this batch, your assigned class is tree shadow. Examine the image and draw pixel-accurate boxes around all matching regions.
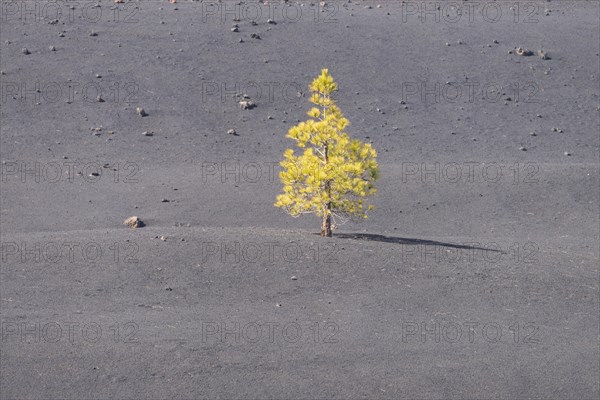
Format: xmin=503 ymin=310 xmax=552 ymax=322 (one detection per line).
xmin=332 ymin=232 xmax=503 ymax=253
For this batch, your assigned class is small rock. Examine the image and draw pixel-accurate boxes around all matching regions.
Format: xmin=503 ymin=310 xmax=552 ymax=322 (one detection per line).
xmin=21 ymin=48 xmax=30 ymax=55
xmin=519 ymin=146 xmax=527 ymax=151
xmin=515 ymin=47 xmax=533 ymax=56
xmin=142 ymin=131 xmax=153 ymax=136
xmin=96 ymin=96 xmax=104 ymax=102
xmin=564 ymin=152 xmax=571 ymax=156
xmin=160 ymin=236 xmax=167 ymax=241
xmin=538 ymin=50 xmax=549 ymax=60
xmin=136 ymin=107 xmax=147 ymax=117
xmin=291 ymin=276 xmax=297 ymax=280
xmin=49 ymin=46 xmax=56 ymax=51
xmin=267 ymin=18 xmax=276 ymax=24
xmin=227 ymin=129 xmax=238 ymax=135
xmin=89 ymin=31 xmax=98 ymax=37
xmin=250 ymin=33 xmax=261 ymax=39
xmin=530 ymin=132 xmax=537 ymax=136
xmin=231 ymin=26 xmax=239 ymax=32
xmin=161 ymin=199 xmax=170 ymax=203
xmin=275 ymin=303 xmax=282 ymax=307
xmin=239 ymin=100 xmax=255 ymax=109
xmin=123 ymin=216 xmax=143 ymax=228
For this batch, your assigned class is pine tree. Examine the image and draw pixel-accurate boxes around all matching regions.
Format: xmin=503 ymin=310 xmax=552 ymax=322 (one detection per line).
xmin=275 ymin=69 xmax=379 ymax=237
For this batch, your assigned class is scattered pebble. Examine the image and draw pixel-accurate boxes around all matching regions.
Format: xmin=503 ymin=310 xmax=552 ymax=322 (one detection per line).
xmin=21 ymin=48 xmax=30 ymax=55
xmin=49 ymin=46 xmax=56 ymax=51
xmin=227 ymin=129 xmax=237 ymax=135
xmin=519 ymin=146 xmax=527 ymax=151
xmin=250 ymin=33 xmax=261 ymax=39
xmin=136 ymin=107 xmax=147 ymax=117
xmin=142 ymin=131 xmax=153 ymax=136
xmin=291 ymin=276 xmax=297 ymax=280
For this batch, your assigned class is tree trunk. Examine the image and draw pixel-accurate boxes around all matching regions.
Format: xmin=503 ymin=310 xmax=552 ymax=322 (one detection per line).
xmin=321 ymin=137 xmax=332 ymax=237
xmin=321 ymin=212 xmax=332 ymax=237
